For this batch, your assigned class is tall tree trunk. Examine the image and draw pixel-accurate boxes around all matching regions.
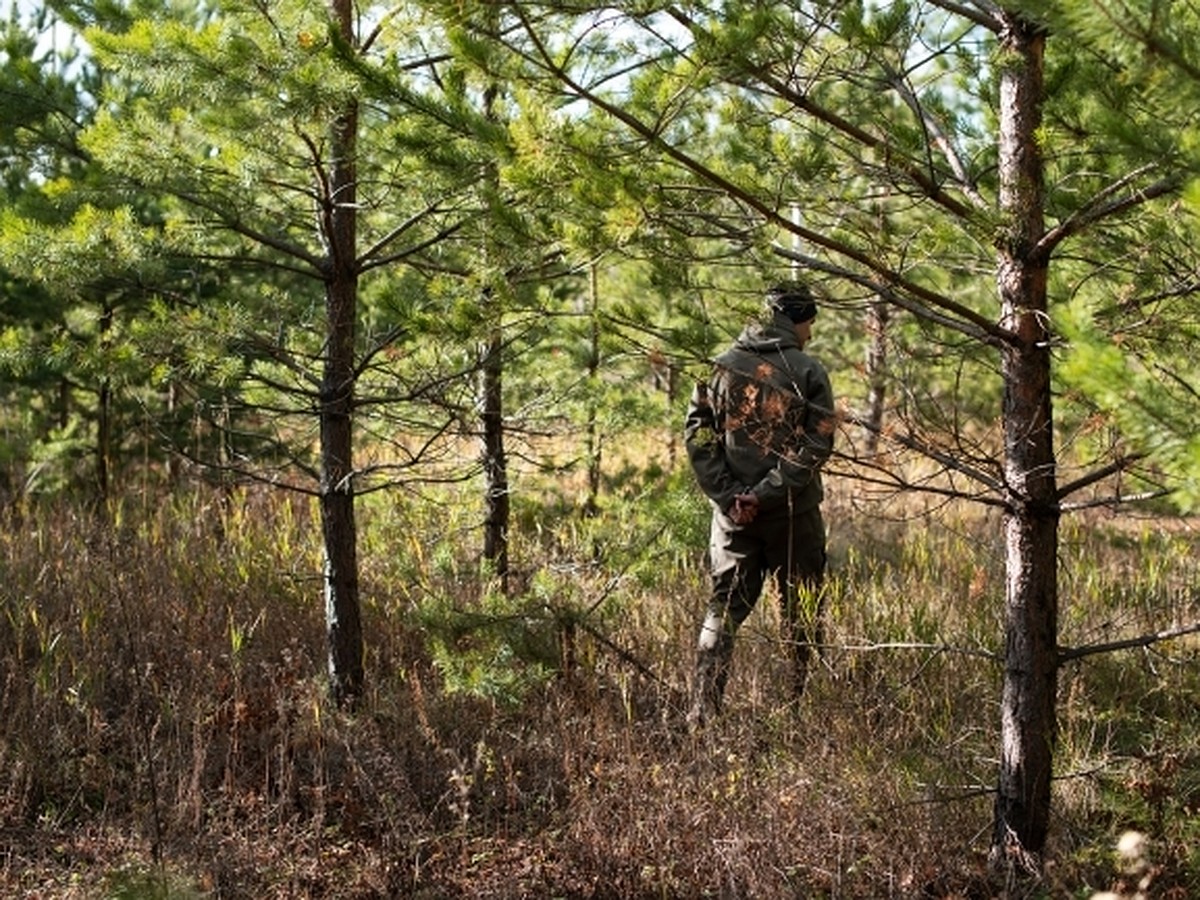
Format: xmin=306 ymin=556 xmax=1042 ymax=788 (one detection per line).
xmin=991 ymin=13 xmax=1058 ymax=869
xmin=862 ymin=193 xmax=890 ymax=455
xmin=321 ymin=0 xmax=363 ymax=705
xmin=96 ymin=303 xmax=113 ymax=503
xmin=479 ymin=77 xmax=510 ymax=593
xmin=59 ymin=377 xmax=70 ymax=430
xmin=862 ymin=296 xmax=889 ymax=455
xmin=481 ymin=309 xmax=510 ymax=591
xmin=583 ymin=264 xmax=601 ymax=517
xmin=164 ymin=381 xmax=178 ymax=485
xmin=96 ymin=377 xmax=110 ymax=502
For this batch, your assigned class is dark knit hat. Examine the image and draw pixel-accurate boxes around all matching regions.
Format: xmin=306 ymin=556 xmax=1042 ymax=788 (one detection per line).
xmin=766 ymin=281 xmax=817 ymax=324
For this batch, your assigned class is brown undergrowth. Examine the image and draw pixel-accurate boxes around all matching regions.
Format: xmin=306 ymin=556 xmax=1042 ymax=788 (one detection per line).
xmin=1 ymin=480 xmax=1198 ymax=898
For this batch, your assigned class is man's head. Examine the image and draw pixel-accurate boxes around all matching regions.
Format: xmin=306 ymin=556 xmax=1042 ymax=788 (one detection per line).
xmin=766 ymin=281 xmax=817 ymax=325
xmin=766 ymin=281 xmax=817 ymax=347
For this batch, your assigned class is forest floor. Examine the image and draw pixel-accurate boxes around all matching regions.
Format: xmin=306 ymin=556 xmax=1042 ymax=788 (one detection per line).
xmin=2 ymin=482 xmax=1199 ymax=898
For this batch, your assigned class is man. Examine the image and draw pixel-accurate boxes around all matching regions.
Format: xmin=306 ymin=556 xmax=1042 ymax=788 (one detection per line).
xmin=684 ymin=281 xmax=836 ymax=727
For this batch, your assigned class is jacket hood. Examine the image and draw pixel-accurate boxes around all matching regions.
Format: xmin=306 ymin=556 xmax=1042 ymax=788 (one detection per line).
xmin=733 ymin=313 xmax=801 ymax=355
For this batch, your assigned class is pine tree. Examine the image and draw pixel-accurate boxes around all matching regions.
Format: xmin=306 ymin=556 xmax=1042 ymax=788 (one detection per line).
xmin=485 ymin=0 xmax=1200 ymax=867
xmin=71 ymin=0 xmax=582 ymax=699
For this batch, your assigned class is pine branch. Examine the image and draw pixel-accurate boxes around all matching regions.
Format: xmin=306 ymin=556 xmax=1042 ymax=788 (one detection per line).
xmin=925 ymin=1 xmax=1002 ymax=32
xmin=839 ymin=639 xmax=1000 ymax=662
xmin=510 ymin=8 xmax=1015 ymax=349
xmin=772 ymin=245 xmax=1008 ymax=346
xmin=1059 ymin=621 xmax=1200 ymax=663
xmin=1037 ymin=171 xmax=1181 ymax=257
xmin=1055 ymin=452 xmax=1147 ymax=501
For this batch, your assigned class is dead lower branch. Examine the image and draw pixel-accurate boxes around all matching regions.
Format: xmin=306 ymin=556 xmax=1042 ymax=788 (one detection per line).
xmin=1058 ymin=620 xmax=1200 ymax=664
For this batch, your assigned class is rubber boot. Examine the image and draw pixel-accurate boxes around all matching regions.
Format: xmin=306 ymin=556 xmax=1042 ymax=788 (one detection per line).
xmin=687 ymin=613 xmax=733 ymax=730
xmin=787 ymin=616 xmax=824 ymax=700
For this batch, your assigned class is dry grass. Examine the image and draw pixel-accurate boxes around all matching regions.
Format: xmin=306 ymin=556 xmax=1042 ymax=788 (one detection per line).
xmin=1 ymin=474 xmax=1199 ymax=898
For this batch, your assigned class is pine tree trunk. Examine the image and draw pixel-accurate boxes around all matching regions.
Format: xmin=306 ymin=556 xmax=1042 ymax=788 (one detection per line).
xmin=321 ymin=0 xmax=363 ymax=705
xmin=479 ymin=76 xmax=511 ymax=592
xmin=96 ymin=304 xmax=113 ymax=503
xmin=862 ymin=296 xmax=889 ymax=455
xmin=96 ymin=377 xmax=110 ymax=502
xmin=583 ymin=265 xmax=601 ymax=516
xmin=481 ymin=323 xmax=510 ymax=591
xmin=990 ymin=13 xmax=1058 ymax=869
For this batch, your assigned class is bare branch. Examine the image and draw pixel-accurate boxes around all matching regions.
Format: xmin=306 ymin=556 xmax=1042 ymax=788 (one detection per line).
xmin=748 ymin=69 xmax=983 ymax=222
xmin=171 ymin=188 xmax=326 ymax=273
xmin=838 ymin=639 xmax=1000 ymax=662
xmin=168 ymin=437 xmax=321 ymax=490
xmin=663 ymin=3 xmax=989 ymax=222
xmin=509 ymin=6 xmax=1016 ymax=349
xmin=575 ymin=619 xmax=669 ymax=687
xmin=360 ymin=217 xmax=470 ymax=273
xmin=831 ymin=460 xmax=1009 ymax=510
xmin=1059 ymin=621 xmax=1200 ymax=664
xmin=1037 ymin=173 xmax=1181 ymax=257
xmin=924 ymin=0 xmax=1003 ymax=32
xmin=841 ymin=407 xmax=1008 ymax=498
xmin=773 ymin=245 xmax=1010 ymax=346
xmin=882 ymin=62 xmax=989 ymax=211
xmin=358 ymin=199 xmax=464 ymax=269
xmin=1059 ymin=490 xmax=1173 ymax=512
xmin=1055 ymin=452 xmax=1147 ymax=501
xmin=1154 ymin=362 xmax=1200 ymax=402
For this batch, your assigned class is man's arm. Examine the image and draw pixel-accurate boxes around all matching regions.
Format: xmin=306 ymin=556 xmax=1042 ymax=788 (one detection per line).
xmin=684 ymin=375 xmax=743 ymax=514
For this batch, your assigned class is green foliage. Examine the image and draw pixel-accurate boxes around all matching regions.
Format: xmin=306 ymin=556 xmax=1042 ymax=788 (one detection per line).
xmin=417 ymin=585 xmax=561 ymax=704
xmin=105 ymin=865 xmax=205 ymax=900
xmin=1057 ymin=277 xmax=1200 ymax=510
xmin=4 ymin=0 xmax=1200 ymax=510
xmin=7 ymin=0 xmax=1200 ymax=889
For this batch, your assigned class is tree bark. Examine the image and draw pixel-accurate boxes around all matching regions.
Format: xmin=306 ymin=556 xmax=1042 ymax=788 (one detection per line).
xmin=481 ymin=315 xmax=510 ymax=591
xmin=96 ymin=304 xmax=113 ymax=503
xmin=991 ymin=12 xmax=1058 ymax=869
xmin=321 ymin=0 xmax=363 ymax=705
xmin=583 ymin=264 xmax=601 ymax=517
xmin=479 ymin=75 xmax=511 ymax=593
xmin=862 ymin=296 xmax=889 ymax=455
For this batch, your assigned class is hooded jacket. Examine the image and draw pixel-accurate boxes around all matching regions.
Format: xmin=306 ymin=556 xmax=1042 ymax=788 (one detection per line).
xmin=685 ymin=312 xmax=835 ymax=520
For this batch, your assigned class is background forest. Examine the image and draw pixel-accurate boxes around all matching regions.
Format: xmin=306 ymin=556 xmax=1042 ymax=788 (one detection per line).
xmin=3 ymin=0 xmax=1200 ymax=897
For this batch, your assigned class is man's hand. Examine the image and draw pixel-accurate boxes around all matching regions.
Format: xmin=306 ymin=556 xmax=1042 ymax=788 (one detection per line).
xmin=730 ymin=492 xmax=760 ymax=525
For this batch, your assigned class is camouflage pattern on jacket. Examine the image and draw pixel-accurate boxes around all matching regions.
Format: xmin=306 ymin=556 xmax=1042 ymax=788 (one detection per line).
xmin=685 ymin=312 xmax=835 ymax=519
